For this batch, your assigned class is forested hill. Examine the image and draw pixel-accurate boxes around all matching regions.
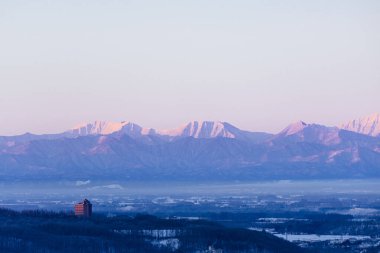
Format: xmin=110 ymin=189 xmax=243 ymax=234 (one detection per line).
xmin=0 ymin=208 xmax=306 ymax=253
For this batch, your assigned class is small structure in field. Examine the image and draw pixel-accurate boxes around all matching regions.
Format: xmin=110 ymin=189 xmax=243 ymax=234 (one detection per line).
xmin=74 ymin=199 xmax=92 ymax=217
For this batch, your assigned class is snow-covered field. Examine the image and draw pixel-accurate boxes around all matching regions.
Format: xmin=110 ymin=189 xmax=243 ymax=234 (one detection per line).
xmin=273 ymin=233 xmax=371 ymax=242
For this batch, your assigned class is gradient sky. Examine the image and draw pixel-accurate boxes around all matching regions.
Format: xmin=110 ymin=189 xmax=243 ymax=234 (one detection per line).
xmin=0 ymin=0 xmax=379 ymax=135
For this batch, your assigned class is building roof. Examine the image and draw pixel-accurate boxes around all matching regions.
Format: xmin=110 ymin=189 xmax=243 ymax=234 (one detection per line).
xmin=77 ymin=199 xmax=91 ymax=205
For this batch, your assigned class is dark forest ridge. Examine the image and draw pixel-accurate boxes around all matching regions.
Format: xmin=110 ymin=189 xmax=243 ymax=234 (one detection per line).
xmin=0 ymin=208 xmax=305 ymax=253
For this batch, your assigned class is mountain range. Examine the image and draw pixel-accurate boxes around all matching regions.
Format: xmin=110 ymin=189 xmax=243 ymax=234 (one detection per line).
xmin=0 ymin=113 xmax=379 ymax=181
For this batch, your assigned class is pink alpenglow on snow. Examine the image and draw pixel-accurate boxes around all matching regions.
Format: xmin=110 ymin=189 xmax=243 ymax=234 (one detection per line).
xmin=341 ymin=113 xmax=380 ymax=137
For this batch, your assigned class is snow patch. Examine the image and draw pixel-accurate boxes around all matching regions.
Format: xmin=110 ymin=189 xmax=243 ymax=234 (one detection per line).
xmin=279 ymin=121 xmax=308 ymax=136
xmin=90 ymin=184 xmax=124 ymax=190
xmin=274 ymin=233 xmax=370 ymax=242
xmin=118 ymin=206 xmax=134 ymax=211
xmin=75 ymin=180 xmax=91 ymax=186
xmin=151 ymin=238 xmax=180 ymax=251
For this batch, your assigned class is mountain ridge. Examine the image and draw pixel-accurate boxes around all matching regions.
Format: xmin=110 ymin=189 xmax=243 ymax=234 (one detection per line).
xmin=0 ymin=114 xmax=379 ymax=181
xmin=65 ymin=120 xmax=271 ymax=141
xmin=2 ymin=112 xmax=380 ymax=139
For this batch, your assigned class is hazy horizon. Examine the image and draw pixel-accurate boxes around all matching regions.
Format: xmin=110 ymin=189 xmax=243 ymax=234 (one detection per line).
xmin=1 ymin=0 xmax=379 ymax=135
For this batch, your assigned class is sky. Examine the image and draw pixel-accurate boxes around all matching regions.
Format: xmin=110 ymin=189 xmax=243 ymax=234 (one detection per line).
xmin=0 ymin=0 xmax=379 ymax=135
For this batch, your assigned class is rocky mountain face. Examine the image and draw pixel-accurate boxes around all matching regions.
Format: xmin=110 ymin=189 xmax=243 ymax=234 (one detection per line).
xmin=0 ymin=116 xmax=379 ymax=181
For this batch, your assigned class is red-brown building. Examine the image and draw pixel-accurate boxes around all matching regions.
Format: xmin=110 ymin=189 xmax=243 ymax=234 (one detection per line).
xmin=74 ymin=199 xmax=92 ymax=217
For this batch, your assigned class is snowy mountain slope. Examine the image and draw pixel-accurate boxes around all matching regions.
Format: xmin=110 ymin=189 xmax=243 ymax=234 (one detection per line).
xmin=67 ymin=121 xmax=154 ymax=137
xmin=156 ymin=121 xmax=272 ymax=142
xmin=62 ymin=120 xmax=273 ymax=143
xmin=0 ymin=119 xmax=380 ymax=180
xmin=0 ymin=120 xmax=272 ymax=149
xmin=341 ymin=113 xmax=380 ymax=137
xmin=1 ymin=115 xmax=380 ymax=181
xmin=272 ymin=121 xmax=341 ymax=145
xmin=1 ymin=129 xmax=379 ymax=180
xmin=157 ymin=121 xmax=235 ymax=138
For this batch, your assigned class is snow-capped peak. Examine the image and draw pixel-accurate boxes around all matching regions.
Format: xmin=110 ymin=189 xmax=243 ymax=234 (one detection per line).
xmin=157 ymin=121 xmax=236 ymax=138
xmin=68 ymin=121 xmax=129 ymax=135
xmin=279 ymin=121 xmax=308 ymax=136
xmin=341 ymin=113 xmax=380 ymax=137
xmin=274 ymin=121 xmax=341 ymax=145
xmin=67 ymin=121 xmax=151 ymax=136
xmin=65 ymin=120 xmax=266 ymax=141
